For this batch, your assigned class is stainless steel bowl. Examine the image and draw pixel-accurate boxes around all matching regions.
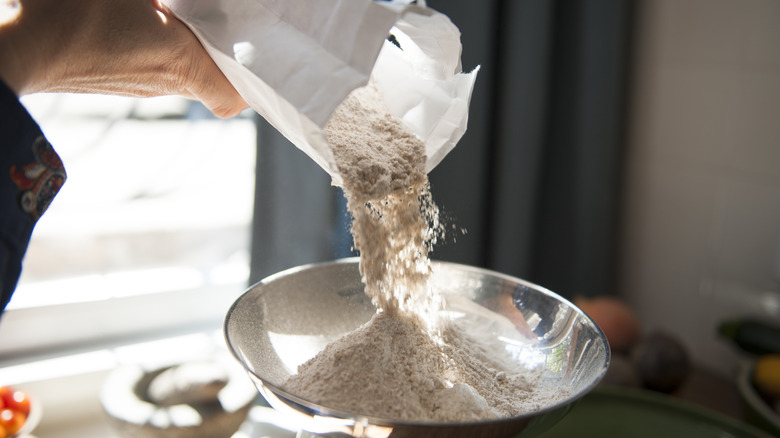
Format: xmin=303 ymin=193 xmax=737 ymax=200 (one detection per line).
xmin=224 ymin=258 xmax=610 ymax=437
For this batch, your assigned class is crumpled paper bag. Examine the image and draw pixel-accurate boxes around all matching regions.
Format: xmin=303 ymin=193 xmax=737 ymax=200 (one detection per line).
xmin=163 ymin=0 xmax=478 ymax=186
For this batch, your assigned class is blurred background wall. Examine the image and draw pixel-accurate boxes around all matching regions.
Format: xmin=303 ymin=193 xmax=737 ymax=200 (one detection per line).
xmin=619 ymin=0 xmax=780 ymax=375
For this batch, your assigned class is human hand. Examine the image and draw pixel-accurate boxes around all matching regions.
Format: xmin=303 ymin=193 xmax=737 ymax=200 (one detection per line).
xmin=0 ymin=0 xmax=247 ymax=118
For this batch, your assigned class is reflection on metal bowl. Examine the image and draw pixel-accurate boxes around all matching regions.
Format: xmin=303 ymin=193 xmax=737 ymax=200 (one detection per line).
xmin=224 ymin=258 xmax=610 ymax=438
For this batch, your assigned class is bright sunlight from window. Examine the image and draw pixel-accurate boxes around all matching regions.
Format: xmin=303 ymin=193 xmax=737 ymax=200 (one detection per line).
xmin=9 ymin=93 xmax=256 ymax=311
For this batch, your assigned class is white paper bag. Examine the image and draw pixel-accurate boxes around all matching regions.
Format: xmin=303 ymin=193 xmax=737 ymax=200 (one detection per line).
xmin=163 ymin=0 xmax=478 ymax=186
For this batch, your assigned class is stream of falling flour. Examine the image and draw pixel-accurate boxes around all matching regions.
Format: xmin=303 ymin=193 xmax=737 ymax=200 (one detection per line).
xmin=322 ymin=81 xmax=442 ymax=327
xmin=281 ymin=80 xmax=556 ymax=422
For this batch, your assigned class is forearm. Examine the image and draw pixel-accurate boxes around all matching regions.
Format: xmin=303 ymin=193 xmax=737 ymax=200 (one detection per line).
xmin=0 ymin=0 xmax=90 ymax=95
xmin=0 ymin=0 xmax=246 ymax=116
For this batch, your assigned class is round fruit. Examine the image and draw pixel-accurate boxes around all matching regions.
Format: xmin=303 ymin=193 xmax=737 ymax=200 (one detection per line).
xmin=753 ymin=354 xmax=780 ymax=398
xmin=631 ymin=331 xmax=690 ymax=393
xmin=0 ymin=388 xmax=8 ymax=411
xmin=0 ymin=386 xmax=31 ymax=436
xmin=5 ymin=391 xmax=29 ymax=417
xmin=0 ymin=409 xmax=25 ymax=436
xmin=575 ymin=296 xmax=642 ymax=352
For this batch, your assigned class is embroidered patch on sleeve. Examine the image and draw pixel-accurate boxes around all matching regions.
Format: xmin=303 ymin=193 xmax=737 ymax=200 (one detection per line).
xmin=9 ymin=136 xmax=67 ymax=221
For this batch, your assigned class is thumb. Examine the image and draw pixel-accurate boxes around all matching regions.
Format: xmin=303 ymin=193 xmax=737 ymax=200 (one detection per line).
xmin=157 ymin=1 xmax=248 ymax=118
xmin=191 ymin=56 xmax=249 ymax=118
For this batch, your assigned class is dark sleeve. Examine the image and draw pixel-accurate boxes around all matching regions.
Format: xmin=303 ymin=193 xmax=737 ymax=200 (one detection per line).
xmin=0 ymin=80 xmax=66 ymax=311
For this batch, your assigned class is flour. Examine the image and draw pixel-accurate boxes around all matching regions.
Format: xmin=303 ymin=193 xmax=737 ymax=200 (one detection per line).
xmin=284 ymin=312 xmax=548 ymax=422
xmin=325 ymin=82 xmax=441 ymax=324
xmin=282 ymin=80 xmax=557 ymax=422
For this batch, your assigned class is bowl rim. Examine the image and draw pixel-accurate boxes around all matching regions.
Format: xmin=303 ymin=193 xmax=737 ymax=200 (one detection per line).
xmin=223 ymin=257 xmax=611 ymax=427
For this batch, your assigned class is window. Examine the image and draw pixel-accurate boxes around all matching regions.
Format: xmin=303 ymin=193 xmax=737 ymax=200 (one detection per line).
xmin=0 ymin=93 xmax=256 ymax=359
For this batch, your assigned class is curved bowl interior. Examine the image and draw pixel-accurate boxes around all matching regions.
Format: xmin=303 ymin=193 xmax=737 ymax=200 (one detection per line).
xmin=224 ymin=259 xmax=610 ymax=436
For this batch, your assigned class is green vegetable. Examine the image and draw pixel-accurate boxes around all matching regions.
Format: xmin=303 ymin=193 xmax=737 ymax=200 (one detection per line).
xmin=719 ymin=319 xmax=780 ymax=356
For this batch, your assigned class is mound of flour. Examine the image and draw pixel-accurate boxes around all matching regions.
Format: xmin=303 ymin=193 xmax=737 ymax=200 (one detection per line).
xmin=282 ymin=80 xmax=556 ymax=421
xmin=284 ymin=312 xmax=545 ymax=422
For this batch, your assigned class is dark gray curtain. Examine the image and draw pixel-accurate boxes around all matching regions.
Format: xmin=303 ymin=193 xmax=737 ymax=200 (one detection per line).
xmin=250 ymin=0 xmax=634 ymax=299
xmin=426 ymin=0 xmax=634 ymax=298
xmin=248 ymin=118 xmax=349 ymax=283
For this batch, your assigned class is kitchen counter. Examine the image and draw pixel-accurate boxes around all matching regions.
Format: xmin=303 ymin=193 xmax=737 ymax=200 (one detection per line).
xmin=14 ymin=361 xmax=752 ymax=438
